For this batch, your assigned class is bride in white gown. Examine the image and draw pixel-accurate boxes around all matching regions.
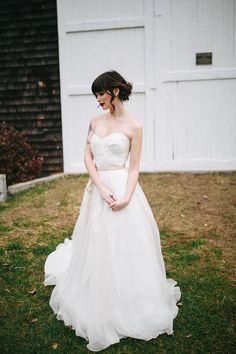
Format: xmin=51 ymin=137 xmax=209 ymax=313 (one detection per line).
xmin=44 ymin=70 xmax=181 ymax=352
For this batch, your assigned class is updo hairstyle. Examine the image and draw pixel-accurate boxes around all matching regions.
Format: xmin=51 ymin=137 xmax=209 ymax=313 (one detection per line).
xmin=91 ymin=70 xmax=133 ymax=111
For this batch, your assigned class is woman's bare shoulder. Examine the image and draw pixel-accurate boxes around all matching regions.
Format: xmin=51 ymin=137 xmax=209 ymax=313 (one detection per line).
xmin=126 ymin=114 xmax=143 ymax=136
xmin=90 ymin=113 xmax=106 ymax=129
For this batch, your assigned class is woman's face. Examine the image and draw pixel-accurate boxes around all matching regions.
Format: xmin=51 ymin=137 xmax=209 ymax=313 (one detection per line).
xmin=95 ymin=88 xmax=119 ymax=110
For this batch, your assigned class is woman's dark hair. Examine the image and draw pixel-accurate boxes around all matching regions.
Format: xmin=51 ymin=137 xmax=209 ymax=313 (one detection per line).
xmin=91 ymin=70 xmax=133 ymax=111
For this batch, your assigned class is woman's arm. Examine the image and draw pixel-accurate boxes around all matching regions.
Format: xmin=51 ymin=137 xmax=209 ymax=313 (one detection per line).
xmin=124 ymin=125 xmax=143 ymax=202
xmin=84 ymin=119 xmax=105 ymax=191
xmin=84 ymin=119 xmax=117 ymax=205
xmin=108 ymin=125 xmax=142 ymax=211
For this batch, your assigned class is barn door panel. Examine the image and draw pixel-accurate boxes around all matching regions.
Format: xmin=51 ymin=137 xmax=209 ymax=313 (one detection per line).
xmin=57 ymin=0 xmax=155 ymax=172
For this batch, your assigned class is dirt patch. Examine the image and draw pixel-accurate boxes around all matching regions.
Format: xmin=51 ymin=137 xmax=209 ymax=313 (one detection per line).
xmin=138 ymin=172 xmax=236 ymax=273
xmin=1 ymin=172 xmax=235 ymax=278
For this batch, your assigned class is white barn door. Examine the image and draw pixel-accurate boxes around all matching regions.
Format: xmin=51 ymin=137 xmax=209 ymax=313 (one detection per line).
xmin=57 ymin=0 xmax=155 ymax=173
xmin=153 ymin=0 xmax=236 ymax=171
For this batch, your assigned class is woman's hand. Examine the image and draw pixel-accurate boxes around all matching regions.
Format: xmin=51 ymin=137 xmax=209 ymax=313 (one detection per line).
xmin=99 ymin=186 xmax=117 ymax=205
xmin=107 ymin=197 xmax=130 ymax=211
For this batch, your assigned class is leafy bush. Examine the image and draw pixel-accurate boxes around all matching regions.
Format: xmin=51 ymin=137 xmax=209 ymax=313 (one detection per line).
xmin=0 ymin=121 xmax=43 ymax=186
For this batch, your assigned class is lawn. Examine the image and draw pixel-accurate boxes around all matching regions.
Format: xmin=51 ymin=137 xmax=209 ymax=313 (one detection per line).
xmin=0 ymin=172 xmax=235 ymax=354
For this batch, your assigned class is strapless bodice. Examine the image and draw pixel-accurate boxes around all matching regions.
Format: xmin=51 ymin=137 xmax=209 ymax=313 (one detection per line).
xmin=90 ymin=132 xmax=131 ymax=170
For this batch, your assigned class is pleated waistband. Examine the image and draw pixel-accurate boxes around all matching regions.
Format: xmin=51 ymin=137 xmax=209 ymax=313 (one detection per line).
xmin=96 ymin=165 xmax=126 ymax=171
xmin=86 ymin=165 xmax=126 ymax=192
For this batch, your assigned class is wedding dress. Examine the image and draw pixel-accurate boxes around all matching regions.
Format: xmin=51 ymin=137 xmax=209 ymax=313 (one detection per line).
xmin=44 ymin=132 xmax=181 ymax=352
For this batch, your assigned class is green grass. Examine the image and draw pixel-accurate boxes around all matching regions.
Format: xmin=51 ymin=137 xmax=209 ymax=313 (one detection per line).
xmin=0 ymin=173 xmax=235 ymax=354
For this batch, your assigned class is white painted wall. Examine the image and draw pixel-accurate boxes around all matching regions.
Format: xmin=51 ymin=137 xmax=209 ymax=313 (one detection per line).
xmin=56 ymin=0 xmax=236 ymax=172
xmin=153 ymin=0 xmax=236 ymax=171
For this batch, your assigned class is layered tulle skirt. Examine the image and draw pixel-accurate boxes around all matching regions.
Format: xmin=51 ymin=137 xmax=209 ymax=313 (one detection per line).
xmin=44 ymin=168 xmax=181 ymax=352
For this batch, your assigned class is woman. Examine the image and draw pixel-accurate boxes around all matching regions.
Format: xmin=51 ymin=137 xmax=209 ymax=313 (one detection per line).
xmin=44 ymin=70 xmax=181 ymax=352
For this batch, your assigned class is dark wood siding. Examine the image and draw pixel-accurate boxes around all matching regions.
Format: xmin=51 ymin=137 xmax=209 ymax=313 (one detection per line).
xmin=0 ymin=0 xmax=63 ymax=176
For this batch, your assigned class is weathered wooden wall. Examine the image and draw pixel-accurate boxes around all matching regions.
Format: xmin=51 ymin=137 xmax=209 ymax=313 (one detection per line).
xmin=0 ymin=0 xmax=63 ymax=176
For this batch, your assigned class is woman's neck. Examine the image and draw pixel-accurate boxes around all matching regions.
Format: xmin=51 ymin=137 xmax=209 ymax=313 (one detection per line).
xmin=109 ymin=101 xmax=126 ymax=119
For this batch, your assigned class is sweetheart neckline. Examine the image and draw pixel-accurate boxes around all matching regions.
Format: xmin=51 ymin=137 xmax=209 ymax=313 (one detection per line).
xmin=91 ymin=132 xmax=131 ymax=142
